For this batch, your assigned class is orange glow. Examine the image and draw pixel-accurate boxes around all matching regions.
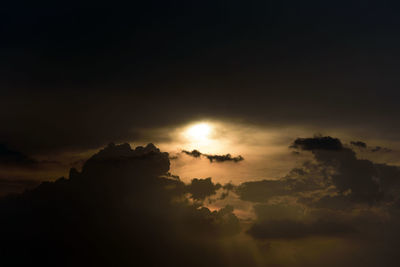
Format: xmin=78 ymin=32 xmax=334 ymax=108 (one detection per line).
xmin=185 ymin=123 xmax=212 ymax=141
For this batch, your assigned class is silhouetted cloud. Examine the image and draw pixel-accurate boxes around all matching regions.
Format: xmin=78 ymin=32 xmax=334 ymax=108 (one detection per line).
xmin=205 ymin=154 xmax=244 ymax=163
xmin=3 ymin=3 xmax=400 ymax=158
xmin=182 ymin=149 xmax=244 ymax=163
xmin=290 ymin=136 xmax=343 ymax=151
xmin=371 ymin=146 xmax=392 ymax=153
xmin=0 ymin=144 xmax=37 ymax=166
xmin=0 ymin=143 xmax=246 ymax=267
xmin=2 ymin=3 xmax=400 ymax=266
xmin=182 ymin=149 xmax=202 ymax=158
xmin=187 ymin=177 xmax=221 ymax=201
xmin=350 ymin=141 xmax=392 ymax=153
xmin=350 ymin=141 xmax=367 ymax=148
xmin=232 ymin=136 xmax=400 ymax=256
xmin=0 ymin=137 xmax=399 ymax=266
xmin=238 ymin=136 xmax=400 ymax=207
xmin=290 ymin=136 xmax=392 ymax=203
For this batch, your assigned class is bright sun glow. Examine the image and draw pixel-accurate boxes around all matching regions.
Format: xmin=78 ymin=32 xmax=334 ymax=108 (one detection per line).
xmin=186 ymin=123 xmax=212 ymax=141
xmin=179 ymin=121 xmax=225 ymax=153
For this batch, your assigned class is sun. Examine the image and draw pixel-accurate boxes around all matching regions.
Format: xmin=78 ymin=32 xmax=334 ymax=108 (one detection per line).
xmin=180 ymin=122 xmax=222 ymax=152
xmin=185 ymin=123 xmax=212 ymax=141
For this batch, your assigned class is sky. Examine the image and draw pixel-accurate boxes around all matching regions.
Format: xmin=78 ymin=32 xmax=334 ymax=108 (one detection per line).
xmin=2 ymin=2 xmax=400 ymax=267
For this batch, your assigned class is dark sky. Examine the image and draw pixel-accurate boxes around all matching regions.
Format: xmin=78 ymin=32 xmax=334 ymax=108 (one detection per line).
xmin=2 ymin=4 xmax=400 ymax=266
xmin=2 ymin=2 xmax=400 ymax=154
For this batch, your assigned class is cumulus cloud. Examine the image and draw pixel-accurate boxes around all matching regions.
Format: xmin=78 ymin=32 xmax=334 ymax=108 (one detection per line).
xmin=224 ymin=135 xmax=400 ymax=249
xmin=0 ymin=143 xmax=247 ymax=267
xmin=289 ymin=136 xmax=400 ymax=203
xmin=187 ymin=177 xmax=222 ymax=201
xmin=182 ymin=149 xmax=244 ymax=163
xmin=2 ymin=137 xmax=400 ymax=266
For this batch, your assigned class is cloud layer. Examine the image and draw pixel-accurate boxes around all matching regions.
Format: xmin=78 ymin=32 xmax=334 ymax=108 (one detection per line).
xmin=0 ymin=143 xmax=245 ymax=266
xmin=1 ymin=137 xmax=400 ymax=266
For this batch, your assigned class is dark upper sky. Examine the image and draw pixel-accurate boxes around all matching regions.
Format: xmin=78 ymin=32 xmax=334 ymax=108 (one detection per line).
xmin=3 ymin=4 xmax=400 ymax=266
xmin=2 ymin=2 xmax=400 ymax=153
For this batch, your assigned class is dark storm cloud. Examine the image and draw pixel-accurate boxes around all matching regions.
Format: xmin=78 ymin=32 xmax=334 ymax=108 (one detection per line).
xmin=182 ymin=150 xmax=244 ymax=163
xmin=3 ymin=2 xmax=400 ymax=265
xmin=0 ymin=143 xmax=248 ymax=267
xmin=2 ymin=3 xmax=400 ymax=154
xmin=1 ymin=137 xmax=400 ymax=266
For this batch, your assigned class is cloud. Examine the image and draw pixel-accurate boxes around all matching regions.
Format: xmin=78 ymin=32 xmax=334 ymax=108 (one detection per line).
xmin=0 ymin=144 xmax=64 ymax=196
xmin=0 ymin=144 xmax=37 ymax=166
xmin=228 ymin=136 xmax=400 ymax=267
xmin=290 ymin=136 xmax=343 ymax=151
xmin=236 ymin=179 xmax=291 ymax=203
xmin=0 ymin=177 xmax=40 ymax=196
xmin=205 ymin=154 xmax=244 ymax=163
xmin=247 ymin=219 xmax=355 ymax=240
xmin=182 ymin=149 xmax=244 ymax=163
xmin=290 ymin=136 xmax=396 ymax=203
xmin=233 ymin=136 xmax=400 ymax=208
xmin=1 ymin=137 xmax=400 ymax=266
xmin=187 ymin=177 xmax=221 ymax=201
xmin=236 ymin=162 xmax=325 ymax=203
xmin=234 ymin=136 xmax=400 ymax=248
xmin=349 ymin=141 xmax=392 ymax=153
xmin=371 ymin=146 xmax=392 ymax=153
xmin=182 ymin=149 xmax=202 ymax=158
xmin=3 ymin=3 xmax=400 ymax=160
xmin=0 ymin=143 xmax=248 ymax=267
xmin=350 ymin=141 xmax=367 ymax=148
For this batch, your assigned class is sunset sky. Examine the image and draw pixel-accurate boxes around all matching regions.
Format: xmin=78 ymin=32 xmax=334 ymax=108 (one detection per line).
xmin=2 ymin=2 xmax=400 ymax=267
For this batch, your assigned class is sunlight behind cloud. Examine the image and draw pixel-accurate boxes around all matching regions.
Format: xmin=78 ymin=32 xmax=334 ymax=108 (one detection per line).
xmin=185 ymin=123 xmax=212 ymax=142
xmin=180 ymin=122 xmax=220 ymax=153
